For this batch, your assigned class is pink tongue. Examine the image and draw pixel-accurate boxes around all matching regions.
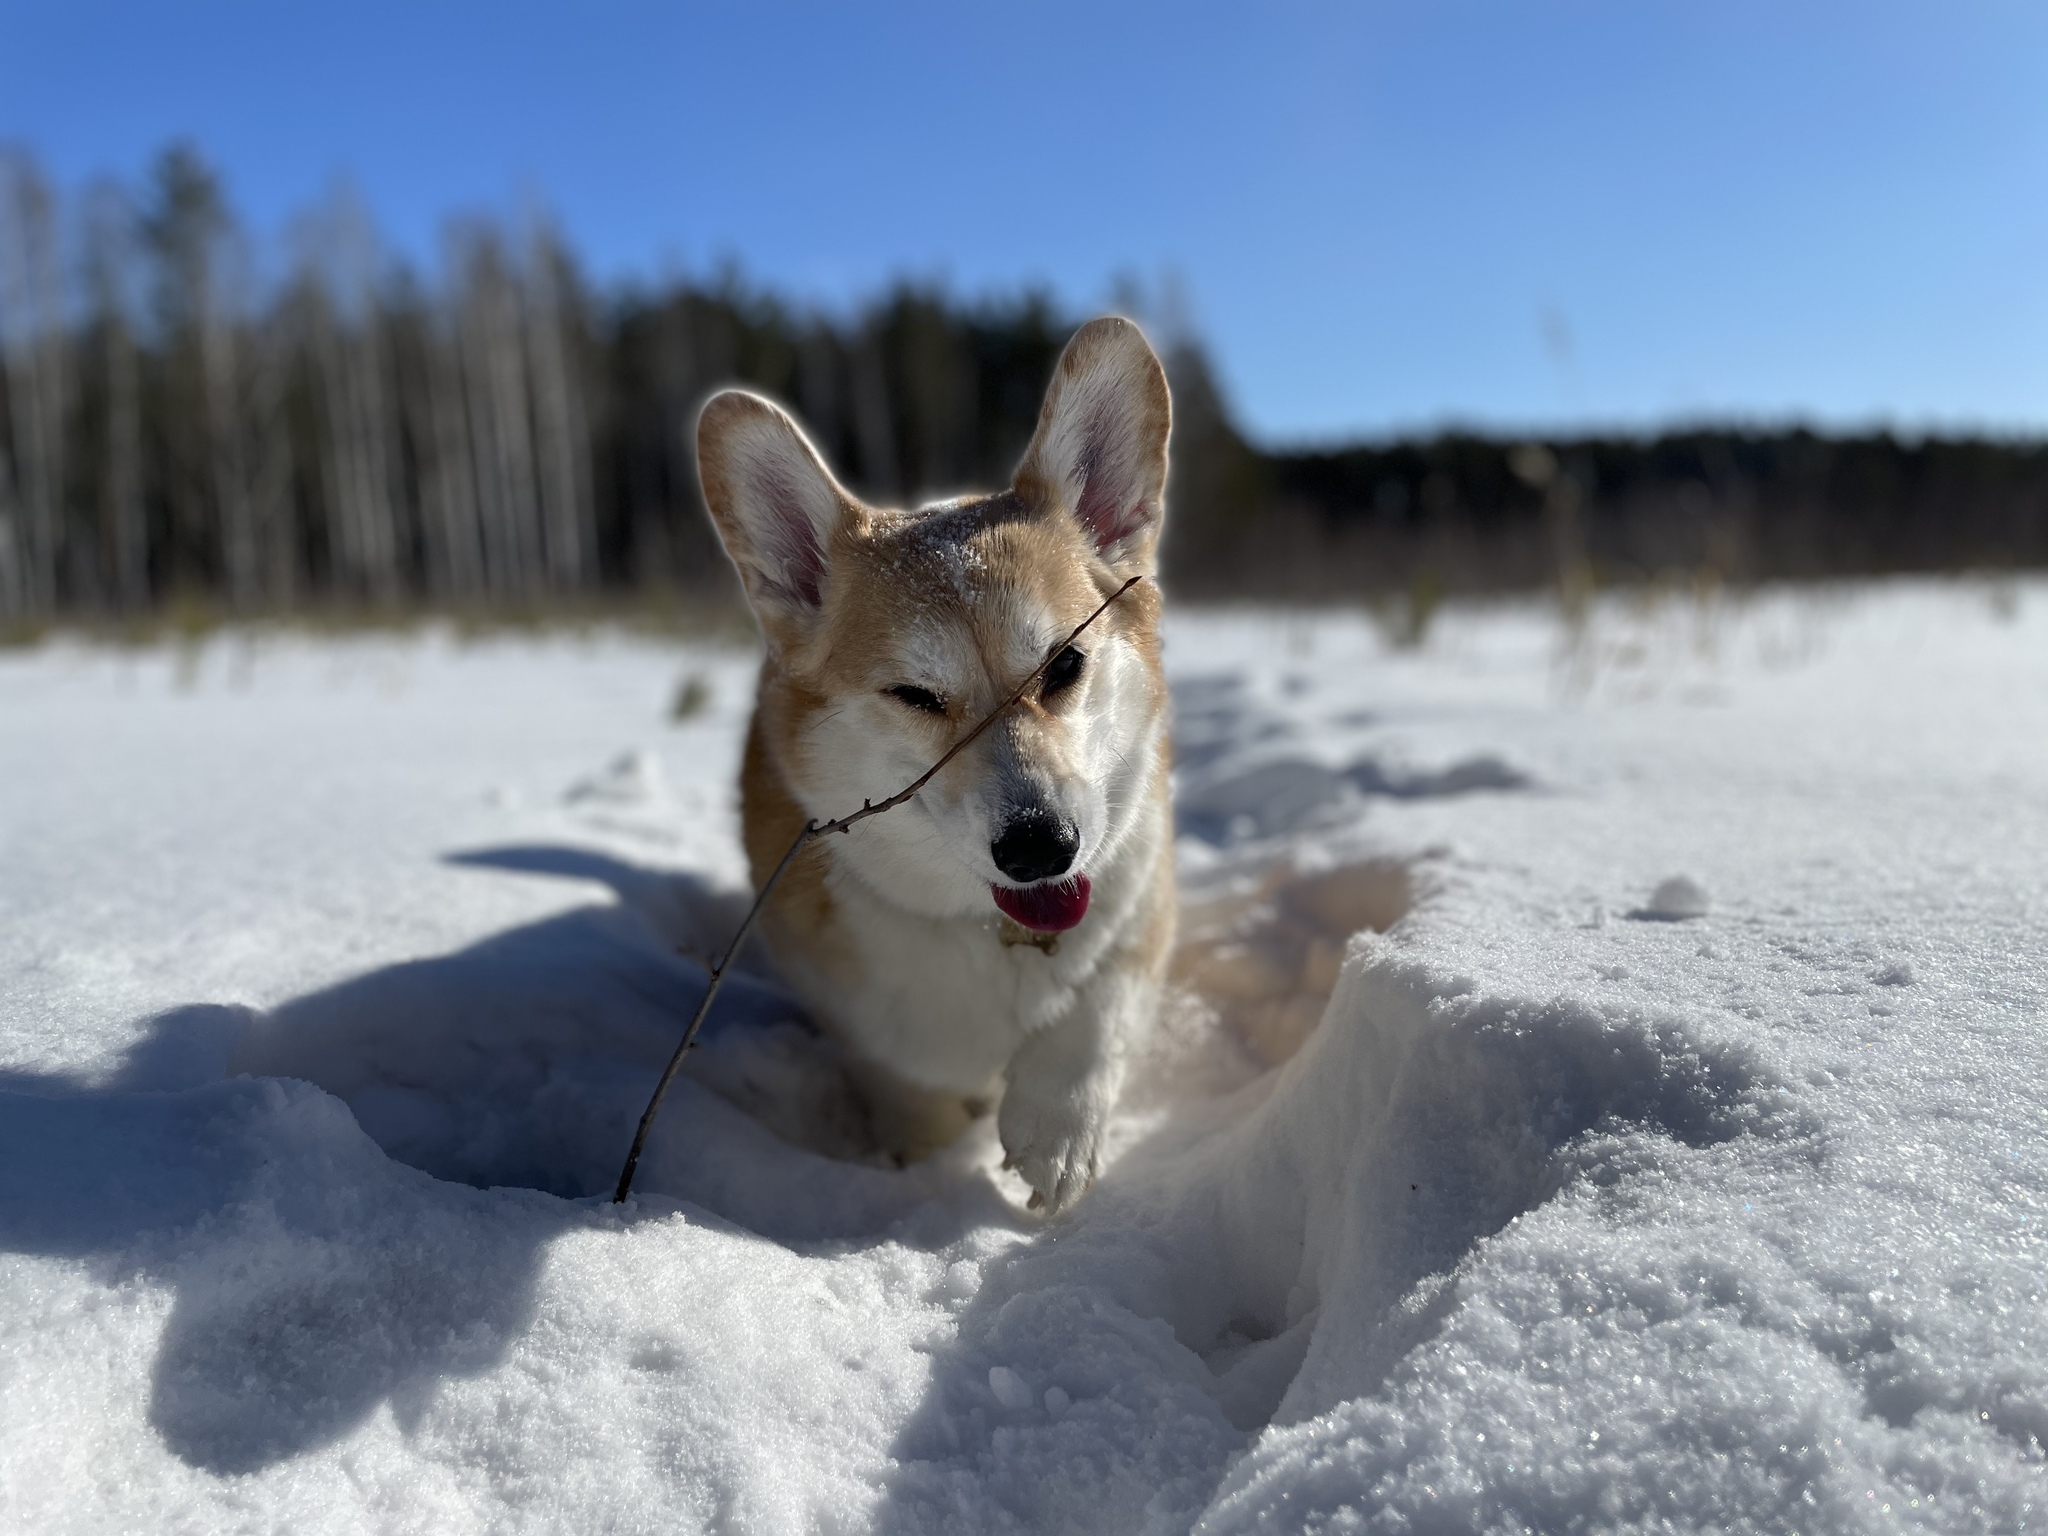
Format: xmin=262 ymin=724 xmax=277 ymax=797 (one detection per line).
xmin=992 ymin=874 xmax=1092 ymax=932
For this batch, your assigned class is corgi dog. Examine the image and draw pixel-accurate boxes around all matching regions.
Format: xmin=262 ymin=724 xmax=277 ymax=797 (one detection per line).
xmin=696 ymin=317 xmax=1176 ymax=1214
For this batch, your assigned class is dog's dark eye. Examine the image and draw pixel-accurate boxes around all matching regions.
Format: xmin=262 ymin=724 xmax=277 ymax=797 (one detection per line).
xmin=1042 ymin=646 xmax=1086 ymax=696
xmin=886 ymin=684 xmax=947 ymax=715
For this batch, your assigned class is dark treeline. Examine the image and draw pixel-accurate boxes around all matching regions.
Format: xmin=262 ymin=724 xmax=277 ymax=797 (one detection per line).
xmin=1177 ymin=430 xmax=2048 ymax=601
xmin=2 ymin=144 xmax=2044 ymax=627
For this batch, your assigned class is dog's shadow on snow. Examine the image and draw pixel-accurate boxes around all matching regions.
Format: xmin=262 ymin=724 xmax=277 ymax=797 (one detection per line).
xmin=0 ymin=1002 xmax=584 ymax=1478
xmin=0 ymin=845 xmax=1008 ymax=1478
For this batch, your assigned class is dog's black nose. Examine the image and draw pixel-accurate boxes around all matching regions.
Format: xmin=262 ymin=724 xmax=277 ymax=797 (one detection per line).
xmin=992 ymin=811 xmax=1079 ymax=884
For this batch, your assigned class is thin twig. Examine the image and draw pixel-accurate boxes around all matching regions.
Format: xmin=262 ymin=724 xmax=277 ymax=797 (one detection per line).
xmin=610 ymin=824 xmax=810 ymax=1203
xmin=612 ymin=574 xmax=1143 ymax=1203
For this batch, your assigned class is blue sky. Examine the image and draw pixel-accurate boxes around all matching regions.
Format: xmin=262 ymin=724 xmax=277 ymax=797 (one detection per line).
xmin=3 ymin=0 xmax=2043 ymax=442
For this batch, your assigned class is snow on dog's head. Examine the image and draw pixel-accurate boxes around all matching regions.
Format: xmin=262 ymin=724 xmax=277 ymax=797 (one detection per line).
xmin=697 ymin=317 xmax=1171 ymax=924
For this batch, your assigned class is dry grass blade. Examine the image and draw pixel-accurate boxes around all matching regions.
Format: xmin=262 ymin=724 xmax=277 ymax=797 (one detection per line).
xmin=612 ymin=574 xmax=1144 ymax=1203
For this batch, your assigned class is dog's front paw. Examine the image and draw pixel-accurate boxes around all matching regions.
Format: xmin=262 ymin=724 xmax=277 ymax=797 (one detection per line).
xmin=998 ymin=1088 xmax=1104 ymax=1216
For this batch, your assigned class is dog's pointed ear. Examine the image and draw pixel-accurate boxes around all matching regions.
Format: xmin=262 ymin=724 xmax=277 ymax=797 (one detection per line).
xmin=1014 ymin=316 xmax=1172 ymax=572
xmin=698 ymin=390 xmax=858 ymax=640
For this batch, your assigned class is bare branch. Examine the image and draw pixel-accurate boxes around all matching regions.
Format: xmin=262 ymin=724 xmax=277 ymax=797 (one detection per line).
xmin=612 ymin=573 xmax=1143 ymax=1203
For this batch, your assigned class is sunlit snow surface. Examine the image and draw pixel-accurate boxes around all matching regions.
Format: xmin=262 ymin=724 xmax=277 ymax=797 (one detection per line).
xmin=3 ymin=580 xmax=2045 ymax=1534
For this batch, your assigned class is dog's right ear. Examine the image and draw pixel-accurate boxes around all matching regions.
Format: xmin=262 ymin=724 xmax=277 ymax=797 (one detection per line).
xmin=697 ymin=390 xmax=858 ymax=641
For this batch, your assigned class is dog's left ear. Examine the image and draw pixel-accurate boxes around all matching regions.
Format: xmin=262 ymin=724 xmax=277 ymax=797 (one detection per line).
xmin=1014 ymin=316 xmax=1172 ymax=572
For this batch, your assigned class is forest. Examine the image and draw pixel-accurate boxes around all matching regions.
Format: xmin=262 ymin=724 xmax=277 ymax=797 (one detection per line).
xmin=3 ymin=144 xmax=2045 ymax=627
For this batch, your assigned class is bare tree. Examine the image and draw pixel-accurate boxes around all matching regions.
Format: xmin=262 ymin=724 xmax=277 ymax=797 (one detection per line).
xmin=141 ymin=146 xmax=237 ymax=604
xmin=298 ymin=188 xmax=401 ymax=605
xmin=0 ymin=151 xmax=69 ymax=618
xmin=79 ymin=182 xmax=148 ymax=612
xmin=205 ymin=239 xmax=263 ymax=609
xmin=523 ymin=223 xmax=596 ymax=592
xmin=378 ymin=274 xmax=484 ymax=602
xmin=423 ymin=307 xmax=487 ymax=599
xmin=451 ymin=225 xmax=543 ymax=599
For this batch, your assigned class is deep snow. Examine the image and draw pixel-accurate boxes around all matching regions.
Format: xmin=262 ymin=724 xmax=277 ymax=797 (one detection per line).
xmin=2 ymin=579 xmax=2045 ymax=1533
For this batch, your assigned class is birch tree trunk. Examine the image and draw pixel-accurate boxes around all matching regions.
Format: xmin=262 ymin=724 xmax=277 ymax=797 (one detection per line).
xmin=453 ymin=229 xmax=542 ymax=601
xmin=287 ymin=195 xmax=383 ymax=607
xmin=524 ymin=229 xmax=595 ymax=593
xmin=310 ymin=288 xmax=403 ymax=604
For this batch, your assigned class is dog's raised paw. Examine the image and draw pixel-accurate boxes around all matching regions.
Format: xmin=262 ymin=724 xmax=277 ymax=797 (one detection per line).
xmin=998 ymin=1092 xmax=1103 ymax=1216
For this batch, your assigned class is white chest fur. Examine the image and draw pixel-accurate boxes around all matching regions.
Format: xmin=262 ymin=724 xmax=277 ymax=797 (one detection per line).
xmin=779 ymin=796 xmax=1167 ymax=1095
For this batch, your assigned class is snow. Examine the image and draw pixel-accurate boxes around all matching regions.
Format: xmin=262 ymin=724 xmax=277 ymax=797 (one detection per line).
xmin=1642 ymin=873 xmax=1711 ymax=920
xmin=3 ymin=578 xmax=2046 ymax=1533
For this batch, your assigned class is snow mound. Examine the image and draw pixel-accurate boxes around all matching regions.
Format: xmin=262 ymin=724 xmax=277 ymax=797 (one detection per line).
xmin=1639 ymin=872 xmax=1712 ymax=921
xmin=565 ymin=747 xmax=669 ymax=808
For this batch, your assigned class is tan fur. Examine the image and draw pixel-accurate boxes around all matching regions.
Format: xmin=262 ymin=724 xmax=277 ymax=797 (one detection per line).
xmin=699 ymin=317 xmax=1177 ymax=1213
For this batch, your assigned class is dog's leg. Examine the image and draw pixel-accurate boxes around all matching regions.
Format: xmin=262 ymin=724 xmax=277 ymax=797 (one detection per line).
xmin=998 ymin=969 xmax=1151 ymax=1214
xmin=846 ymin=1055 xmax=978 ymax=1166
